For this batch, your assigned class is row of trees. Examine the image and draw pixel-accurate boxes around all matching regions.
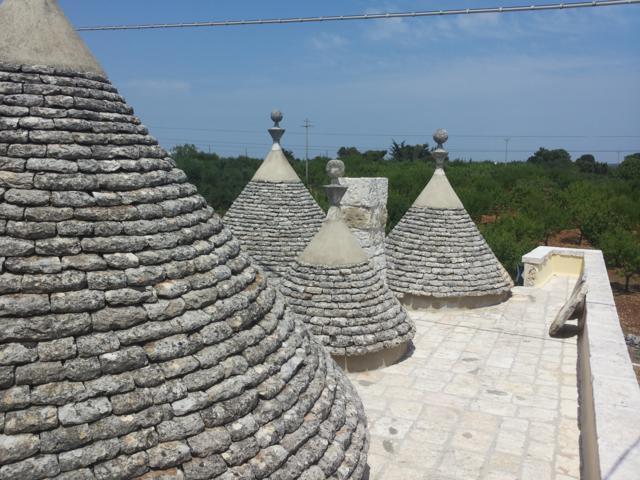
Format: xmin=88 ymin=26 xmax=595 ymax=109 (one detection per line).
xmin=172 ymin=143 xmax=640 ymax=290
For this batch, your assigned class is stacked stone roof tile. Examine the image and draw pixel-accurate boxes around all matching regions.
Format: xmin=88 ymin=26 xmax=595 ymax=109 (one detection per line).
xmin=280 ymin=161 xmax=415 ymax=357
xmin=281 ymin=262 xmax=415 ymax=357
xmin=386 ymin=130 xmax=513 ymax=302
xmin=0 ymin=2 xmax=368 ymax=479
xmin=224 ymin=114 xmax=325 ymax=282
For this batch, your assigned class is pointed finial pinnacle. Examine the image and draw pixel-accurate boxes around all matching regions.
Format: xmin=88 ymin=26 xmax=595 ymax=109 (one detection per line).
xmin=432 ymin=128 xmax=449 ymax=169
xmin=268 ymin=110 xmax=285 ymax=144
xmin=324 ymin=159 xmax=347 ymax=208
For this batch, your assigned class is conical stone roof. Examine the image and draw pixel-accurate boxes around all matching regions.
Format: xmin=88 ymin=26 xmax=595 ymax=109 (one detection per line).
xmin=386 ymin=130 xmax=513 ymax=307
xmin=280 ymin=161 xmax=415 ymax=367
xmin=0 ymin=2 xmax=368 ymax=479
xmin=223 ymin=113 xmax=325 ymax=281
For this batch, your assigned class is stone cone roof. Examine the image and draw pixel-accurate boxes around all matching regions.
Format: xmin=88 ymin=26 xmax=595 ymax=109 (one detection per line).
xmin=280 ymin=206 xmax=415 ymax=357
xmin=223 ymin=126 xmax=325 ymax=281
xmin=386 ymin=167 xmax=514 ymax=300
xmin=0 ymin=2 xmax=368 ymax=479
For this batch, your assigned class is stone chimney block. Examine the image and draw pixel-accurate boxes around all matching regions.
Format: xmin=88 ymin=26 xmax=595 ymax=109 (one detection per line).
xmin=338 ymin=177 xmax=388 ymax=278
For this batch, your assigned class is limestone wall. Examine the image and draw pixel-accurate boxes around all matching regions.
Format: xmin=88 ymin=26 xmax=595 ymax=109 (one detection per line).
xmin=338 ymin=178 xmax=388 ymax=278
xmin=522 ymin=247 xmax=640 ymax=480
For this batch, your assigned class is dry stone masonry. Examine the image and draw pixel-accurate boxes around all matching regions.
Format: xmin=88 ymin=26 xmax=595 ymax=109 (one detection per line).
xmin=337 ymin=178 xmax=388 ymax=280
xmin=386 ymin=130 xmax=513 ymax=309
xmin=224 ymin=112 xmax=325 ymax=282
xmin=280 ymin=160 xmax=414 ymax=371
xmin=0 ymin=1 xmax=369 ymax=479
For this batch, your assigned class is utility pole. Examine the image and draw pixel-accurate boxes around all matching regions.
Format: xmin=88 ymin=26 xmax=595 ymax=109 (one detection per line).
xmin=504 ymin=137 xmax=510 ymax=162
xmin=302 ymin=118 xmax=313 ymax=185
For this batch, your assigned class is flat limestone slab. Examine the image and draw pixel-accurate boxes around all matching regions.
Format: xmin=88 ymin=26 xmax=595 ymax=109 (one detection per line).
xmin=349 ymin=276 xmax=580 ymax=480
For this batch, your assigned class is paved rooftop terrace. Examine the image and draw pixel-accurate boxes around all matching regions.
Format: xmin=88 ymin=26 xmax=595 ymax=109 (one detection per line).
xmin=350 ymin=276 xmax=580 ymax=480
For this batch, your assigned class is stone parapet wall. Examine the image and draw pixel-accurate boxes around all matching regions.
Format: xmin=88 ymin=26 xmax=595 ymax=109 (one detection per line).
xmin=338 ymin=177 xmax=388 ymax=279
xmin=522 ymin=247 xmax=640 ymax=480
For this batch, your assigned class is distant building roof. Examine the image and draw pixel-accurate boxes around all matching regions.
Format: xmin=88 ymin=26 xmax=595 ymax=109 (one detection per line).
xmin=224 ymin=112 xmax=325 ymax=280
xmin=386 ymin=130 xmax=513 ymax=307
xmin=0 ymin=2 xmax=368 ymax=478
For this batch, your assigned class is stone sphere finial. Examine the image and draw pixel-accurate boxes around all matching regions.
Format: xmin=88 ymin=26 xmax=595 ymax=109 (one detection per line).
xmin=326 ymin=159 xmax=345 ymax=183
xmin=271 ymin=110 xmax=283 ymax=127
xmin=268 ymin=110 xmax=285 ymax=144
xmin=432 ymin=128 xmax=448 ymax=169
xmin=324 ymin=159 xmax=347 ymax=208
xmin=433 ymin=128 xmax=448 ymax=149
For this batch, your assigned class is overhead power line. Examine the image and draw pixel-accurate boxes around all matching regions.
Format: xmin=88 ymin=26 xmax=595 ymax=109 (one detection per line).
xmin=77 ymin=0 xmax=640 ymax=31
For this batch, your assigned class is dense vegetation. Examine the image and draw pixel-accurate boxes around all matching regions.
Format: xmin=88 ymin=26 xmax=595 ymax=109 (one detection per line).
xmin=173 ymin=144 xmax=640 ymax=287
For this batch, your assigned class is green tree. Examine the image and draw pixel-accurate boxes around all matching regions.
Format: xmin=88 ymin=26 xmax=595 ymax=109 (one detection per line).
xmin=527 ymin=148 xmax=572 ymax=168
xmin=389 ymin=140 xmax=431 ymax=162
xmin=481 ymin=216 xmax=541 ymax=279
xmin=600 ymin=229 xmax=640 ymax=291
xmin=564 ymin=182 xmax=610 ymax=245
xmin=575 ymin=154 xmax=608 ymax=174
xmin=510 ymin=178 xmax=568 ymax=245
xmin=616 ymin=153 xmax=640 ymax=182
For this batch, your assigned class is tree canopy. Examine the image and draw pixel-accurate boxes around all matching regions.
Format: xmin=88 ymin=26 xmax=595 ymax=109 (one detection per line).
xmin=172 ymin=142 xmax=640 ymax=284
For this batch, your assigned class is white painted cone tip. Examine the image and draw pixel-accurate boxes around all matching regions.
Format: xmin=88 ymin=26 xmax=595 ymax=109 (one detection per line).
xmin=298 ymin=216 xmax=368 ymax=267
xmin=413 ymin=168 xmax=464 ymax=209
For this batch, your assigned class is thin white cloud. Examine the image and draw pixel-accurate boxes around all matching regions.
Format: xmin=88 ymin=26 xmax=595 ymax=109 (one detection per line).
xmin=310 ymin=32 xmax=348 ymax=51
xmin=122 ymin=79 xmax=192 ymax=95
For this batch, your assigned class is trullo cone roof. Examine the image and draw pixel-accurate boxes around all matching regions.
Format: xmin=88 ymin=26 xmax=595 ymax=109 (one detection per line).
xmin=0 ymin=2 xmax=368 ymax=479
xmin=223 ymin=115 xmax=325 ymax=281
xmin=280 ymin=163 xmax=415 ymax=357
xmin=386 ymin=132 xmax=513 ymax=301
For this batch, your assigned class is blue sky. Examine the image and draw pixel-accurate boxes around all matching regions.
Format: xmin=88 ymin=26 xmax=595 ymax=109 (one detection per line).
xmin=60 ymin=0 xmax=640 ymax=162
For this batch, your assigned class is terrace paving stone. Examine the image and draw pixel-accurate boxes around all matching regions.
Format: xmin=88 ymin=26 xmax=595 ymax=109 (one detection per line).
xmin=348 ymin=276 xmax=580 ymax=480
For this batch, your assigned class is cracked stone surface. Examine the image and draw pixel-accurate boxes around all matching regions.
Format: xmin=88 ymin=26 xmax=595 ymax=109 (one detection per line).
xmin=349 ymin=276 xmax=580 ymax=480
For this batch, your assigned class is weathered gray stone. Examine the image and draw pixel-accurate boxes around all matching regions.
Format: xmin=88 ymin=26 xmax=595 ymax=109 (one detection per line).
xmin=99 ymin=346 xmax=148 ymax=374
xmin=156 ymin=413 xmax=204 ymax=442
xmin=64 ymin=356 xmax=101 ymax=382
xmin=3 ymin=188 xmax=50 ymax=206
xmin=91 ymin=306 xmax=147 ymax=331
xmin=0 ymin=433 xmax=40 ymax=463
xmin=30 ymin=381 xmax=87 ymax=407
xmin=0 ymin=293 xmax=50 ymax=316
xmin=0 ymin=236 xmax=35 ymax=256
xmin=0 ymin=342 xmax=37 ymax=365
xmin=51 ymin=290 xmax=105 ymax=313
xmin=61 ymin=254 xmax=107 ymax=271
xmin=0 ymin=386 xmax=30 ymax=412
xmin=58 ymin=438 xmax=120 ymax=471
xmin=58 ymin=398 xmax=112 ymax=427
xmin=187 ymin=427 xmax=232 ymax=457
xmin=76 ymin=333 xmax=120 ymax=357
xmin=92 ymin=451 xmax=149 ymax=480
xmin=147 ymin=441 xmax=191 ymax=469
xmin=0 ymin=367 xmax=14 ymax=389
xmin=38 ymin=337 xmax=76 ymax=361
xmin=120 ymin=427 xmax=158 ymax=455
xmin=0 ymin=454 xmax=60 ymax=480
xmin=4 ymin=406 xmax=58 ymax=434
xmin=182 ymin=454 xmax=227 ymax=479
